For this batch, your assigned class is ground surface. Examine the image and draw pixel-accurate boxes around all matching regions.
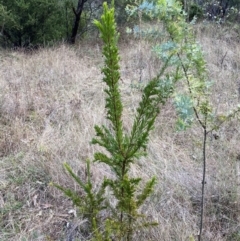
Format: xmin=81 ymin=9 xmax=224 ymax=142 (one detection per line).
xmin=0 ymin=24 xmax=240 ymax=240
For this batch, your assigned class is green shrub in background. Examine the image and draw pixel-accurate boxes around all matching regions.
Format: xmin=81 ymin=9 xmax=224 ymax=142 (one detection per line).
xmin=0 ymin=0 xmax=70 ymax=47
xmin=0 ymin=0 xmax=96 ymax=47
xmin=179 ymin=0 xmax=240 ymax=23
xmin=179 ymin=0 xmax=203 ymax=22
xmin=108 ymin=0 xmax=140 ymax=25
xmin=0 ymin=0 xmax=140 ymax=48
xmin=188 ymin=3 xmax=203 ymax=21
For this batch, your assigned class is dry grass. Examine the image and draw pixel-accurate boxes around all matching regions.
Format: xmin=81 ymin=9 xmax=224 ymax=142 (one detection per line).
xmin=0 ymin=23 xmax=240 ymax=241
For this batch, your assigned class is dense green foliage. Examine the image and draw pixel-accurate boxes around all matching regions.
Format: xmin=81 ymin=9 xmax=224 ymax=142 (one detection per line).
xmin=182 ymin=0 xmax=240 ymax=23
xmin=1 ymin=0 xmax=239 ymax=47
xmin=188 ymin=3 xmax=203 ymax=21
xmin=0 ymin=0 xmax=103 ymax=47
xmin=0 ymin=0 xmax=139 ymax=48
xmin=106 ymin=0 xmax=141 ymax=24
xmin=0 ymin=0 xmax=72 ymax=47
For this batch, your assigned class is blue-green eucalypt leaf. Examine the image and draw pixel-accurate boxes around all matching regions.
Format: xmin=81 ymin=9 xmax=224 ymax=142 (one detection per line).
xmin=153 ymin=41 xmax=179 ymax=65
xmin=157 ymin=75 xmax=175 ymax=99
xmin=174 ymin=94 xmax=194 ymax=131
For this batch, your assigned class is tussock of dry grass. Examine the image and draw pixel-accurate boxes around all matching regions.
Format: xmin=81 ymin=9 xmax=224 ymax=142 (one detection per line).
xmin=0 ymin=24 xmax=240 ymax=241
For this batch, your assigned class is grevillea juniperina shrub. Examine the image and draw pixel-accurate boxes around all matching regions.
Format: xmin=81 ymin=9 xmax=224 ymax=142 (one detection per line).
xmin=53 ymin=2 xmax=174 ymax=240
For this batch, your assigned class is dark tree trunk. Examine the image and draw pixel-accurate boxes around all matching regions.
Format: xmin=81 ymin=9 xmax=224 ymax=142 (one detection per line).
xmin=69 ymin=0 xmax=88 ymax=44
xmin=1 ymin=28 xmax=12 ymax=43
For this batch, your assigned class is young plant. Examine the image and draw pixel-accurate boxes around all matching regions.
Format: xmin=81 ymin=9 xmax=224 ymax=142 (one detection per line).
xmin=127 ymin=0 xmax=240 ymax=240
xmin=54 ymin=2 xmax=174 ymax=240
xmin=152 ymin=3 xmax=240 ymax=240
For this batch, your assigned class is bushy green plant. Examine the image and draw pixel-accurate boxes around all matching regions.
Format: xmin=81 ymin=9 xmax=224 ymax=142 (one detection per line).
xmin=54 ymin=2 xmax=175 ymax=240
xmin=200 ymin=0 xmax=240 ymax=23
xmin=188 ymin=3 xmax=203 ymax=21
xmin=0 ymin=0 xmax=69 ymax=47
xmin=178 ymin=0 xmax=203 ymax=22
xmin=106 ymin=0 xmax=140 ymax=24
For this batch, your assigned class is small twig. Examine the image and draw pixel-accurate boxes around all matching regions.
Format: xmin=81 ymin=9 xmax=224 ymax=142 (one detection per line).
xmin=198 ymin=123 xmax=207 ymax=241
xmin=220 ymin=51 xmax=227 ymax=68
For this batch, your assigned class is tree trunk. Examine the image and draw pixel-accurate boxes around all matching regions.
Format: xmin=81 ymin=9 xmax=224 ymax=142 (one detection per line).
xmin=69 ymin=0 xmax=88 ymax=44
